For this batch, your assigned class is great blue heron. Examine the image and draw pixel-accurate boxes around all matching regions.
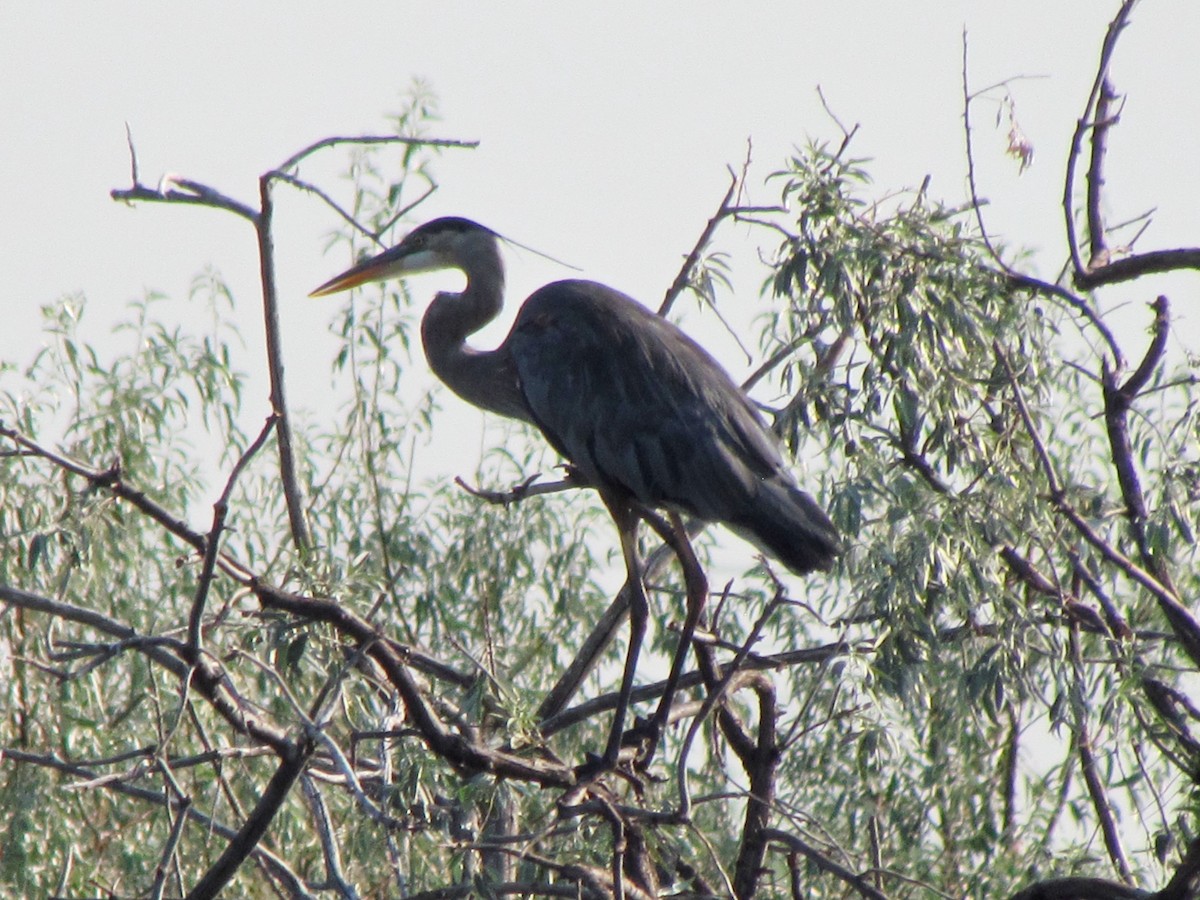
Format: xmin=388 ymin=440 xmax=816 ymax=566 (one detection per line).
xmin=312 ymin=216 xmax=840 ymax=769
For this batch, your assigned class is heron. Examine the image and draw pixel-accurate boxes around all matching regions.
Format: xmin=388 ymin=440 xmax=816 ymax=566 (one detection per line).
xmin=311 ymin=216 xmax=840 ymax=771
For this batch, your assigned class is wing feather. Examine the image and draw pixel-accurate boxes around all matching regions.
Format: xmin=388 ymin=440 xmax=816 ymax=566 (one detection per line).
xmin=509 ymin=280 xmax=776 ymax=516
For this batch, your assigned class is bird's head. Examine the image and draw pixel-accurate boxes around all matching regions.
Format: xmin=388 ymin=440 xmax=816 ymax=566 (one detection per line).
xmin=309 ymin=217 xmax=498 ymax=297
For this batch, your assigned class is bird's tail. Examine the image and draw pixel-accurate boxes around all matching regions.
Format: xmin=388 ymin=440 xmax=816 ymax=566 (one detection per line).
xmin=731 ymin=478 xmax=842 ymax=576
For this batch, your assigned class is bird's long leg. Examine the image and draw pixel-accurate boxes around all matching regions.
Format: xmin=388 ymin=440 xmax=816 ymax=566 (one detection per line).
xmin=639 ymin=511 xmax=709 ymax=769
xmin=594 ymin=495 xmax=648 ymax=773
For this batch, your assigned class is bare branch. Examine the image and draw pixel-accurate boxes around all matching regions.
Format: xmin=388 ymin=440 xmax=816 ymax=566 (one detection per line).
xmin=1085 ymin=78 xmax=1120 ymax=266
xmin=1155 ymin=835 xmax=1200 ymax=900
xmin=1065 ymin=0 xmax=1139 ymax=277
xmin=1000 ymin=271 xmax=1123 ymax=364
xmin=301 ymin=775 xmax=360 ymax=900
xmin=1121 ymin=295 xmax=1170 ymax=399
xmin=275 ymin=133 xmax=478 ymax=175
xmin=1069 ymin=623 xmax=1133 ymax=883
xmin=1102 ymin=296 xmax=1173 ymax=586
xmin=1061 ymin=1 xmax=1200 ymax=288
xmin=110 ymin=170 xmax=260 ymax=224
xmin=188 ymin=414 xmax=277 ymax=654
xmin=183 ymin=737 xmax=315 ymax=900
xmin=658 ymin=172 xmax=739 ymax=317
xmin=961 ymin=28 xmax=1009 ymax=280
xmin=252 ymin=582 xmax=573 ymax=787
xmin=1008 ymin=878 xmax=1150 ymax=900
xmin=0 ymin=421 xmax=255 ymax=584
xmin=1075 ymin=246 xmax=1200 ymax=289
xmin=764 ymin=828 xmax=889 ymax=900
xmin=148 ymin=794 xmax=191 ymax=900
xmin=256 ymin=175 xmax=311 ymax=552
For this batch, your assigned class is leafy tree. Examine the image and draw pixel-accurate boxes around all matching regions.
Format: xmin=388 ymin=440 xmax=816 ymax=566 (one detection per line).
xmin=2 ymin=3 xmax=1198 ymax=897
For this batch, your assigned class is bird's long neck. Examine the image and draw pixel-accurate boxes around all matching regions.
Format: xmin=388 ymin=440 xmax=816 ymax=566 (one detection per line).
xmin=420 ymin=245 xmax=531 ymax=422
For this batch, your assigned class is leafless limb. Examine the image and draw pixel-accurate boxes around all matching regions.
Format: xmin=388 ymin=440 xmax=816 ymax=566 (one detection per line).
xmin=961 ymin=29 xmax=1010 ymax=283
xmin=816 ymin=85 xmax=860 ymax=157
xmin=1069 ymin=622 xmax=1134 ymax=883
xmin=184 ymin=736 xmax=315 ymax=900
xmin=1 ymin=422 xmax=202 ymax=554
xmin=676 ymin=584 xmax=786 ymax=817
xmin=1102 ymin=295 xmax=1173 ymax=583
xmin=110 ymin=132 xmax=476 ymax=555
xmin=541 ymin=635 xmax=866 ymax=739
xmin=188 ymin=413 xmax=277 ymax=654
xmin=252 ymin=582 xmax=573 ymax=787
xmin=1064 ymin=0 xmax=1139 ymax=277
xmin=764 ymin=828 xmax=890 ymax=900
xmin=453 ymin=471 xmax=577 ymax=505
xmin=1062 ymin=0 xmax=1200 ymax=289
xmin=0 ymin=420 xmax=256 ymax=585
xmin=658 ymin=171 xmax=740 ymax=317
xmin=1008 ymin=877 xmax=1153 ymax=900
xmin=1085 ymin=78 xmax=1121 ymax=267
xmin=1155 ymin=835 xmax=1200 ymax=900
xmin=273 ymin=169 xmax=438 ymax=248
xmin=274 ymin=133 xmax=478 ymax=175
xmin=301 ymin=775 xmax=360 ymax=900
xmin=110 ymin=176 xmax=260 ymax=223
xmin=254 ymin=173 xmax=310 ymax=551
xmin=148 ymin=793 xmax=191 ymax=900
xmin=1 ymin=583 xmax=296 ymax=757
xmin=961 ymin=29 xmax=1124 ymax=364
xmin=1075 ymin=248 xmax=1200 ymax=288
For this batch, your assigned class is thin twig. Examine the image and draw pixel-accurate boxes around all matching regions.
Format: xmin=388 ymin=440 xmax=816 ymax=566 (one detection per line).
xmin=181 ymin=736 xmax=316 ymax=900
xmin=275 ymin=133 xmax=478 ymax=175
xmin=961 ymin=29 xmax=1009 ymax=279
xmin=658 ymin=172 xmax=739 ymax=317
xmin=110 ymin=179 xmax=259 ymax=224
xmin=0 ymin=421 xmax=256 ymax=586
xmin=149 ymin=795 xmax=192 ymax=900
xmin=763 ymin=828 xmax=889 ymax=900
xmin=1085 ymin=78 xmax=1119 ymax=266
xmin=1069 ymin=623 xmax=1133 ymax=883
xmin=301 ymin=775 xmax=361 ymax=900
xmin=188 ymin=414 xmax=277 ymax=654
xmin=1064 ymin=0 xmax=1138 ymax=277
xmin=1058 ymin=1 xmax=1200 ymax=292
xmin=1075 ymin=247 xmax=1200 ymax=289
xmin=256 ymin=174 xmax=310 ymax=552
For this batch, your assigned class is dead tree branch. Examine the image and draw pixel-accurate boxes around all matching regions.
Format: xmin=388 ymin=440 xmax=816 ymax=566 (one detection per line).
xmin=1064 ymin=0 xmax=1200 ymax=289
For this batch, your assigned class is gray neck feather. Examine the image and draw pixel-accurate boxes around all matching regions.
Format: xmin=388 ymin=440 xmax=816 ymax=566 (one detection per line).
xmin=420 ymin=238 xmax=530 ymax=422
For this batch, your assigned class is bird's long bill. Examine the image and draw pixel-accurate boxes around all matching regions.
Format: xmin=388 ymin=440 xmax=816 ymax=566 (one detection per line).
xmin=309 ymin=245 xmax=442 ymax=297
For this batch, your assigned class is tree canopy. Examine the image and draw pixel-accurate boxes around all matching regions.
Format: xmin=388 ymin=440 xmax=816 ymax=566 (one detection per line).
xmin=3 ymin=2 xmax=1199 ymax=897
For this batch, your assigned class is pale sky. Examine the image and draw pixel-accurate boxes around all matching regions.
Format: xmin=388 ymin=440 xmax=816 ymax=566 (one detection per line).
xmin=1 ymin=2 xmax=1197 ymax=501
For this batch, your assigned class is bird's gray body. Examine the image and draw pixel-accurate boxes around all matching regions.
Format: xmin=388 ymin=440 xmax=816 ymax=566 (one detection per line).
xmin=312 ymin=215 xmax=841 ymax=769
xmin=509 ymin=279 xmax=840 ymax=574
xmin=313 ymin=216 xmax=840 ymax=575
